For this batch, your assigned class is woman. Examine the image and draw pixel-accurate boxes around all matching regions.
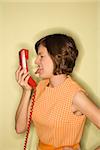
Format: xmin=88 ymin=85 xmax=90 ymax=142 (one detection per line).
xmin=15 ymin=34 xmax=100 ymax=150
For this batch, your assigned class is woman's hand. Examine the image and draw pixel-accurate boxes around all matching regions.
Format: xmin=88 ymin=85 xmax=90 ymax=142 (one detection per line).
xmin=15 ymin=66 xmax=32 ymax=90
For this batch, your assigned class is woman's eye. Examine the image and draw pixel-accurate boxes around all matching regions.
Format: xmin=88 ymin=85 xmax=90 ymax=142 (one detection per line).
xmin=41 ymin=56 xmax=44 ymax=58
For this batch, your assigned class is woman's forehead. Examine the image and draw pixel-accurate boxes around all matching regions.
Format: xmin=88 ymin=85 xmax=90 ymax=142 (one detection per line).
xmin=38 ymin=45 xmax=48 ymax=55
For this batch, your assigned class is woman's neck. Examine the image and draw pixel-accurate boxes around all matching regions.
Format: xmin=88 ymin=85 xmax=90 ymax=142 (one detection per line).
xmin=48 ymin=74 xmax=67 ymax=88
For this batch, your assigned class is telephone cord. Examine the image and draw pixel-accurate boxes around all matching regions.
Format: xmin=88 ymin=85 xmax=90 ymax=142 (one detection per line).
xmin=23 ymin=89 xmax=36 ymax=150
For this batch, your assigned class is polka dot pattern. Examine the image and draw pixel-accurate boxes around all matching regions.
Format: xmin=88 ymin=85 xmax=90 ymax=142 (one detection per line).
xmin=32 ymin=76 xmax=86 ymax=148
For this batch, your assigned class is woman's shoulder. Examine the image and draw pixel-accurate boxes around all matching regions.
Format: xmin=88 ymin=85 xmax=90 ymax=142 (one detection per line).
xmin=68 ymin=75 xmax=85 ymax=91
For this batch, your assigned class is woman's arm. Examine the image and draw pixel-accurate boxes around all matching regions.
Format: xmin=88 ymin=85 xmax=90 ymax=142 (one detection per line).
xmin=15 ymin=89 xmax=32 ymax=134
xmin=15 ymin=66 xmax=32 ymax=134
xmin=73 ymin=91 xmax=100 ymax=129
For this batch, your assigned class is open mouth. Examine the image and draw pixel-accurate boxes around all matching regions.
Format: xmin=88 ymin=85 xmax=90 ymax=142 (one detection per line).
xmin=35 ymin=67 xmax=43 ymax=74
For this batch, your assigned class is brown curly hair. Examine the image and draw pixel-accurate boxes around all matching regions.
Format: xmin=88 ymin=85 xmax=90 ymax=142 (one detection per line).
xmin=35 ymin=34 xmax=78 ymax=75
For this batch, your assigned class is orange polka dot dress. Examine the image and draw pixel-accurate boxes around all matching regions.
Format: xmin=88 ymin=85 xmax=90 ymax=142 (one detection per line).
xmin=32 ymin=75 xmax=86 ymax=148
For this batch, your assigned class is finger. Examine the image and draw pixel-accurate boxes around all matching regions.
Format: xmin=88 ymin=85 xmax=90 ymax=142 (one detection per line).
xmin=17 ymin=69 xmax=25 ymax=83
xmin=21 ymin=71 xmax=30 ymax=82
xmin=15 ymin=66 xmax=22 ymax=80
xmin=20 ymin=74 xmax=31 ymax=88
xmin=24 ymin=74 xmax=31 ymax=84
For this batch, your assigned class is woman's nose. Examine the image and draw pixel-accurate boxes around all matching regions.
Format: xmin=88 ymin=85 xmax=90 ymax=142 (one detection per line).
xmin=34 ymin=57 xmax=40 ymax=65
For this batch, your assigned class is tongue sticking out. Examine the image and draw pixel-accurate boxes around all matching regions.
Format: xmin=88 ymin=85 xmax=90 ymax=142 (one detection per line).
xmin=35 ymin=66 xmax=43 ymax=74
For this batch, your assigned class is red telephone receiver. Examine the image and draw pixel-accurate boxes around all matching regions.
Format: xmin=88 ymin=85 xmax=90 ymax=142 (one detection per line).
xmin=19 ymin=49 xmax=37 ymax=150
xmin=19 ymin=49 xmax=37 ymax=89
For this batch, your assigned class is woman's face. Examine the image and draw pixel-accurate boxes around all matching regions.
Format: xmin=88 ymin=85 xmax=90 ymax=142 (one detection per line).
xmin=35 ymin=44 xmax=54 ymax=79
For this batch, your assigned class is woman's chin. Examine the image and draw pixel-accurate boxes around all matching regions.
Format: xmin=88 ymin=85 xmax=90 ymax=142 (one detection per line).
xmin=39 ymin=74 xmax=49 ymax=79
xmin=38 ymin=73 xmax=45 ymax=78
